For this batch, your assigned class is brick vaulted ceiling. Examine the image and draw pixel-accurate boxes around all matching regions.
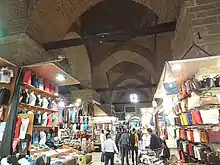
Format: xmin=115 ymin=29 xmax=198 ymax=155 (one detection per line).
xmin=0 ymin=0 xmax=181 ymax=103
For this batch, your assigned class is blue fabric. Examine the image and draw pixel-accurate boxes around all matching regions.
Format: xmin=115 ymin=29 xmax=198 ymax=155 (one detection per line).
xmin=186 ymin=113 xmax=192 ymax=125
xmin=32 ymin=131 xmax=39 ymax=144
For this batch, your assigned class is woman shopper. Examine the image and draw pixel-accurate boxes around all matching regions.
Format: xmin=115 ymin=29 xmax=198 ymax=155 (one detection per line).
xmin=102 ymin=133 xmax=118 ymax=165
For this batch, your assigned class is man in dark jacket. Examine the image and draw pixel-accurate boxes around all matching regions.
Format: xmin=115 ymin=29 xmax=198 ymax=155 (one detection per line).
xmin=130 ymin=128 xmax=139 ymax=165
xmin=115 ymin=129 xmax=121 ymax=151
xmin=147 ymin=128 xmax=162 ymax=158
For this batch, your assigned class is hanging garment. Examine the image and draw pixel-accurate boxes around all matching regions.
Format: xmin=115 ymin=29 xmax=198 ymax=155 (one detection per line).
xmin=49 ymin=83 xmax=55 ymax=95
xmin=41 ymin=112 xmax=48 ymax=126
xmin=47 ymin=97 xmax=52 ymax=109
xmin=0 ymin=67 xmax=14 ymax=84
xmin=35 ymin=94 xmax=42 ymax=107
xmin=14 ymin=117 xmax=22 ymax=138
xmin=32 ymin=130 xmax=39 ymax=144
xmin=52 ymin=113 xmax=59 ymax=126
xmin=62 ymin=108 xmax=70 ymax=124
xmin=0 ymin=88 xmax=11 ymax=105
xmin=29 ymin=92 xmax=36 ymax=106
xmin=38 ymin=77 xmax=44 ymax=90
xmin=42 ymin=97 xmax=49 ymax=109
xmin=31 ymin=74 xmax=39 ymax=88
xmin=23 ymin=70 xmax=31 ymax=85
xmin=0 ymin=107 xmax=3 ymax=121
xmin=47 ymin=114 xmax=52 ymax=127
xmin=34 ymin=111 xmax=42 ymax=125
xmin=52 ymin=101 xmax=58 ymax=111
xmin=19 ymin=118 xmax=30 ymax=140
xmin=54 ymin=86 xmax=59 ymax=96
xmin=20 ymin=90 xmax=29 ymax=104
xmin=39 ymin=131 xmax=46 ymax=146
xmin=44 ymin=79 xmax=50 ymax=93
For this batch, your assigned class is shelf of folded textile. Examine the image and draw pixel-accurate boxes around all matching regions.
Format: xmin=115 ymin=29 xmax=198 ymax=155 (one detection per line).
xmin=22 ymin=83 xmax=58 ymax=99
xmin=19 ymin=103 xmax=58 ymax=114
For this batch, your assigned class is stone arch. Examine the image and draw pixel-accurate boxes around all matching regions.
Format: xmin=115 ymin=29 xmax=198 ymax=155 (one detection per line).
xmin=27 ymin=0 xmax=159 ymax=43
xmin=111 ymin=74 xmax=150 ymax=88
xmin=109 ymin=43 xmax=156 ymax=66
xmin=93 ymin=50 xmax=157 ymax=88
xmin=64 ymin=32 xmax=92 ymax=86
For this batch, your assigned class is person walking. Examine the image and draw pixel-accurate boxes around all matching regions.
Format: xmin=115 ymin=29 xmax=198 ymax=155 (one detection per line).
xmin=147 ymin=128 xmax=162 ymax=158
xmin=120 ymin=129 xmax=130 ymax=165
xmin=130 ymin=128 xmax=139 ymax=165
xmin=100 ymin=130 xmax=106 ymax=164
xmin=115 ymin=129 xmax=122 ymax=152
xmin=102 ymin=133 xmax=119 ymax=165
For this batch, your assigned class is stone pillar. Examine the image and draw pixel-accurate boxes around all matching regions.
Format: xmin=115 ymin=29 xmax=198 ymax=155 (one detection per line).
xmin=172 ymin=0 xmax=220 ymax=59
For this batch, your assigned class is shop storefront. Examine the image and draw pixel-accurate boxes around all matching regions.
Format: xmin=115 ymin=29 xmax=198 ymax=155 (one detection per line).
xmin=0 ymin=58 xmax=93 ymax=164
xmin=154 ymin=56 xmax=220 ymax=164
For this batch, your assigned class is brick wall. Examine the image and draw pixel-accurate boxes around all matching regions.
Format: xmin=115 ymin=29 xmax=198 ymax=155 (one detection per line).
xmin=172 ymin=0 xmax=220 ymax=59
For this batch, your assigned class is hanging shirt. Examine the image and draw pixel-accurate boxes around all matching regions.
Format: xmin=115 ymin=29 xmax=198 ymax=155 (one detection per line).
xmin=39 ymin=131 xmax=46 ymax=146
xmin=34 ymin=111 xmax=42 ymax=125
xmin=23 ymin=70 xmax=31 ymax=85
xmin=52 ymin=101 xmax=58 ymax=111
xmin=19 ymin=118 xmax=30 ymax=139
xmin=42 ymin=112 xmax=48 ymax=126
xmin=20 ymin=90 xmax=29 ymax=104
xmin=42 ymin=97 xmax=49 ymax=109
xmin=32 ymin=131 xmax=39 ymax=144
xmin=47 ymin=97 xmax=52 ymax=109
xmin=0 ymin=67 xmax=14 ymax=83
xmin=29 ymin=92 xmax=36 ymax=106
xmin=14 ymin=117 xmax=22 ymax=138
xmin=52 ymin=113 xmax=59 ymax=126
xmin=31 ymin=74 xmax=39 ymax=88
xmin=0 ymin=88 xmax=11 ymax=105
xmin=35 ymin=94 xmax=42 ymax=107
xmin=38 ymin=78 xmax=44 ymax=90
xmin=47 ymin=114 xmax=52 ymax=127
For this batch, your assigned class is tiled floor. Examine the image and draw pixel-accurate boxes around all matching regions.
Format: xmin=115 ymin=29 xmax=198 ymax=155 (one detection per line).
xmin=91 ymin=152 xmax=101 ymax=165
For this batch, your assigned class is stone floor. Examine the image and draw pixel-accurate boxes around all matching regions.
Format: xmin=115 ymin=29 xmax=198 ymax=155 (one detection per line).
xmin=91 ymin=152 xmax=101 ymax=165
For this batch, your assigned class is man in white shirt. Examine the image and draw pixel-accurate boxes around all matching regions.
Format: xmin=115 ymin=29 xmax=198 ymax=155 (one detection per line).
xmin=102 ymin=133 xmax=118 ymax=165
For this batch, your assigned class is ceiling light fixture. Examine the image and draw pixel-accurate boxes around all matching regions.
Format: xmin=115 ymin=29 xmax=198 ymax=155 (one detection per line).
xmin=76 ymin=98 xmax=82 ymax=103
xmin=56 ymin=73 xmax=66 ymax=81
xmin=130 ymin=93 xmax=139 ymax=103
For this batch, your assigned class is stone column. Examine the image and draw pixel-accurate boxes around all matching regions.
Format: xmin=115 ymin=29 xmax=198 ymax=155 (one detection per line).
xmin=172 ymin=0 xmax=220 ymax=59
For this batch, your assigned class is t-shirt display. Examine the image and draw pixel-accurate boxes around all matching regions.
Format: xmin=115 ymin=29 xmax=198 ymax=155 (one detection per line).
xmin=0 ymin=88 xmax=11 ymax=105
xmin=31 ymin=74 xmax=39 ymax=88
xmin=0 ymin=67 xmax=14 ymax=84
xmin=20 ymin=90 xmax=29 ymax=104
xmin=42 ymin=97 xmax=49 ymax=109
xmin=29 ymin=92 xmax=36 ymax=106
xmin=19 ymin=118 xmax=30 ymax=139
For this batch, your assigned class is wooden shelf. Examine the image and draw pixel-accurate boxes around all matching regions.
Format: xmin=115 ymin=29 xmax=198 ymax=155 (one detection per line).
xmin=22 ymin=83 xmax=58 ymax=99
xmin=19 ymin=103 xmax=58 ymax=113
xmin=34 ymin=125 xmax=59 ymax=129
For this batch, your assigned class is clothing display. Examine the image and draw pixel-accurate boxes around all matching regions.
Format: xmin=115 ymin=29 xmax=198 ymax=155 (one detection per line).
xmin=20 ymin=89 xmax=29 ymax=104
xmin=23 ymin=70 xmax=31 ymax=85
xmin=0 ymin=67 xmax=14 ymax=84
xmin=19 ymin=118 xmax=30 ymax=139
xmin=0 ymin=88 xmax=10 ymax=105
xmin=42 ymin=97 xmax=49 ymax=109
xmin=29 ymin=92 xmax=36 ymax=106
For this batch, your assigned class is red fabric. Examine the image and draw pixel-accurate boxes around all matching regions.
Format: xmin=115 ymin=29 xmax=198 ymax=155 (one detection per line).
xmin=47 ymin=114 xmax=52 ymax=127
xmin=44 ymin=79 xmax=50 ymax=92
xmin=188 ymin=144 xmax=194 ymax=157
xmin=190 ymin=130 xmax=194 ymax=142
xmin=14 ymin=117 xmax=22 ymax=138
xmin=194 ymin=111 xmax=203 ymax=124
xmin=49 ymin=83 xmax=55 ymax=94
xmin=23 ymin=70 xmax=31 ymax=85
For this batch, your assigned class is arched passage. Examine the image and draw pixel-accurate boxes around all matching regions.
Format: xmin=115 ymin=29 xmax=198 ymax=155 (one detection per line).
xmin=64 ymin=32 xmax=92 ymax=86
xmin=26 ymin=0 xmax=160 ymax=43
xmin=93 ymin=50 xmax=157 ymax=88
